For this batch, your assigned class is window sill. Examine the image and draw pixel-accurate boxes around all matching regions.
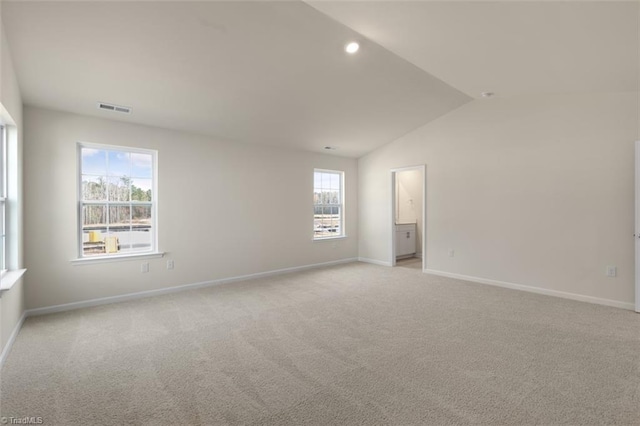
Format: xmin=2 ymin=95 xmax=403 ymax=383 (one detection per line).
xmin=0 ymin=269 xmax=27 ymax=294
xmin=313 ymin=235 xmax=348 ymax=242
xmin=71 ymin=252 xmax=165 ymax=266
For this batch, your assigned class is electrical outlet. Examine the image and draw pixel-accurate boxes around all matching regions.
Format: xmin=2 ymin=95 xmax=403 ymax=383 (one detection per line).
xmin=141 ymin=262 xmax=149 ymax=273
xmin=167 ymin=260 xmax=174 ymax=270
xmin=606 ymin=266 xmax=616 ymax=277
xmin=448 ymin=249 xmax=455 ymax=258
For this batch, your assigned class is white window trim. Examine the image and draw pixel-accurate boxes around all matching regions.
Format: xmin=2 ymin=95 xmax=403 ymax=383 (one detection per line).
xmin=0 ymin=125 xmax=6 ymax=273
xmin=312 ymin=235 xmax=348 ymax=242
xmin=313 ymin=168 xmax=346 ymax=241
xmin=0 ymin=121 xmax=27 ymax=295
xmin=71 ymin=251 xmax=164 ymax=266
xmin=75 ymin=142 xmax=160 ymax=262
xmin=0 ymin=268 xmax=26 ymax=294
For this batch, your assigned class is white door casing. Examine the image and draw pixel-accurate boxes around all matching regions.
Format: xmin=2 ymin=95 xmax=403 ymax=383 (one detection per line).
xmin=390 ymin=165 xmax=426 ymax=270
xmin=635 ymin=141 xmax=640 ymax=312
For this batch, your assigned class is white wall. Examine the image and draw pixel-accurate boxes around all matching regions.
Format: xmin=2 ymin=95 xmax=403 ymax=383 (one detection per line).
xmin=0 ymin=11 xmax=25 ymax=355
xmin=396 ymin=169 xmax=422 ymax=256
xmin=24 ymin=107 xmax=358 ymax=309
xmin=359 ymin=91 xmax=638 ymax=306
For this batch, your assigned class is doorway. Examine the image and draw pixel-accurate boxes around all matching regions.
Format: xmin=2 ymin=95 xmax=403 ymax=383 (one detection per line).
xmin=391 ymin=165 xmax=426 ymax=271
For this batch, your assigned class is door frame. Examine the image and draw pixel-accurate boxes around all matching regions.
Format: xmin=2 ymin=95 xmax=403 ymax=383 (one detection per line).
xmin=635 ymin=141 xmax=639 ymax=312
xmin=390 ymin=165 xmax=426 ymax=271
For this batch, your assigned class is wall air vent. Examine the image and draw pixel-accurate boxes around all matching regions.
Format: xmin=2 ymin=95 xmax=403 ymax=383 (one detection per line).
xmin=97 ymin=102 xmax=132 ymax=115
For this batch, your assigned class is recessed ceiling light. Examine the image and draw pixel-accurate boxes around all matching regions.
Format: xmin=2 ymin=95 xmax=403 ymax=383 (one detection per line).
xmin=481 ymin=92 xmax=495 ymax=98
xmin=345 ymin=42 xmax=359 ymax=54
xmin=324 ymin=146 xmax=338 ymax=150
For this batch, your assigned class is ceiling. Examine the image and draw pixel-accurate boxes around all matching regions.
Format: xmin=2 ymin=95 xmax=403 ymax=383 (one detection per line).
xmin=2 ymin=1 xmax=638 ymax=158
xmin=308 ymin=1 xmax=639 ymax=99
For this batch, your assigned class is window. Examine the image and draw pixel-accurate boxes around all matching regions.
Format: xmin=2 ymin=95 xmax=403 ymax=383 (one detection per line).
xmin=0 ymin=126 xmax=6 ymax=272
xmin=313 ymin=169 xmax=344 ymax=239
xmin=78 ymin=143 xmax=157 ymax=258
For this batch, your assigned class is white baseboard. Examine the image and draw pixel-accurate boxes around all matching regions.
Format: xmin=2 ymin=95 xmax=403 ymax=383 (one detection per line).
xmin=358 ymin=257 xmax=393 ymax=267
xmin=424 ymin=269 xmax=635 ymax=311
xmin=0 ymin=311 xmax=26 ymax=369
xmin=27 ymin=257 xmax=359 ymax=317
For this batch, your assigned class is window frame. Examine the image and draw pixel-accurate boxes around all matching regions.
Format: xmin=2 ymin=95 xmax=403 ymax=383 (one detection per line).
xmin=0 ymin=125 xmax=6 ymax=273
xmin=76 ymin=142 xmax=160 ymax=261
xmin=313 ymin=168 xmax=345 ymax=241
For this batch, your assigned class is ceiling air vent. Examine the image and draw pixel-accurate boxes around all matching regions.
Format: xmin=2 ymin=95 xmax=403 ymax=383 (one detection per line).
xmin=97 ymin=102 xmax=132 ymax=115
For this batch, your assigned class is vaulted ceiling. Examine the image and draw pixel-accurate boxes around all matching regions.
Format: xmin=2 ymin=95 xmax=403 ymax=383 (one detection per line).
xmin=2 ymin=1 xmax=638 ymax=158
xmin=309 ymin=1 xmax=638 ymax=98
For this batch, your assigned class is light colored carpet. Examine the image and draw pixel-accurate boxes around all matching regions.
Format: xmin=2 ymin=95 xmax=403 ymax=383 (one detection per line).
xmin=1 ymin=262 xmax=639 ymax=425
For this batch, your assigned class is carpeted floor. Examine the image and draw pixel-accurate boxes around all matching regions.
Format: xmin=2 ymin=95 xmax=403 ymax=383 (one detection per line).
xmin=1 ymin=262 xmax=639 ymax=425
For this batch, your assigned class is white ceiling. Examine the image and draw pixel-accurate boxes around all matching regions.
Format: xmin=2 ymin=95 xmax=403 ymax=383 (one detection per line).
xmin=1 ymin=1 xmax=470 ymax=158
xmin=309 ymin=1 xmax=639 ymax=99
xmin=2 ymin=1 xmax=638 ymax=157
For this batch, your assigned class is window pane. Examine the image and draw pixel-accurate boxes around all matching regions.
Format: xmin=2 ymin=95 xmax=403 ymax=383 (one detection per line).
xmin=330 ymin=173 xmax=340 ymax=190
xmin=328 ymin=190 xmax=335 ymax=204
xmin=108 ymin=205 xmax=130 ymax=227
xmin=131 ymin=153 xmax=153 ymax=178
xmin=326 ymin=206 xmax=335 ymax=233
xmin=130 ymin=229 xmax=152 ymax=252
xmin=82 ymin=205 xmax=108 ymax=256
xmin=107 ymin=151 xmax=131 ymax=177
xmin=316 ymin=217 xmax=328 ymax=238
xmin=83 ymin=205 xmax=107 ymax=227
xmin=322 ymin=173 xmax=331 ymax=189
xmin=81 ymin=176 xmax=106 ymax=201
xmin=319 ymin=189 xmax=335 ymax=204
xmin=332 ymin=211 xmax=342 ymax=235
xmin=82 ymin=229 xmax=108 ymax=256
xmin=322 ymin=206 xmax=332 ymax=235
xmin=107 ymin=176 xmax=130 ymax=202
xmin=81 ymin=148 xmax=107 ymax=175
xmin=131 ymin=178 xmax=152 ymax=202
xmin=107 ymin=206 xmax=131 ymax=253
xmin=132 ymin=205 xmax=151 ymax=225
xmin=322 ymin=189 xmax=333 ymax=204
xmin=131 ymin=205 xmax=152 ymax=252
